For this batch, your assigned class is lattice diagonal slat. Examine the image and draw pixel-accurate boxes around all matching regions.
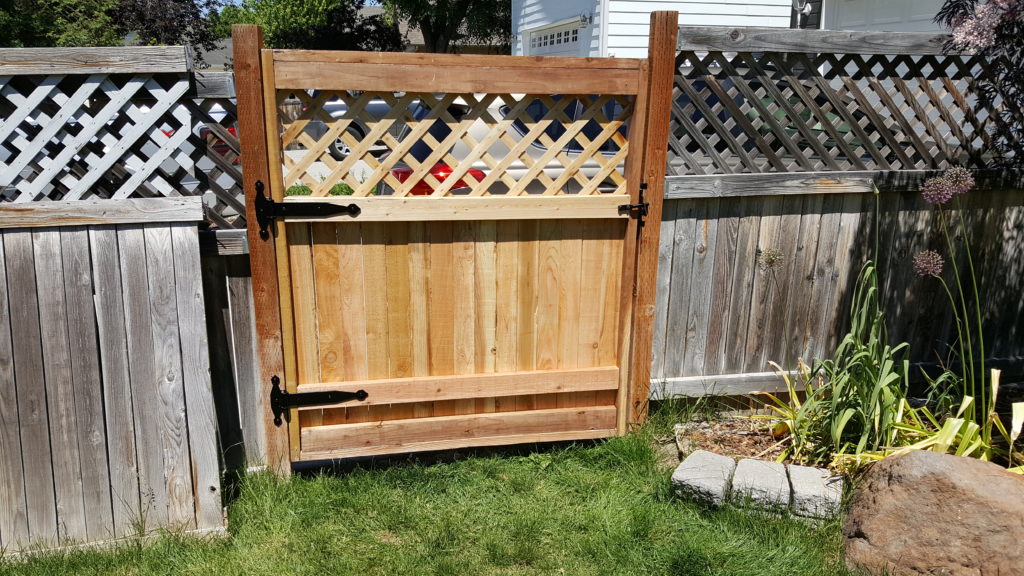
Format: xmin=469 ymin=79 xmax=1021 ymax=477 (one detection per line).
xmin=668 ymin=50 xmax=1005 ymax=176
xmin=0 ymin=73 xmax=246 ymax=228
xmin=275 ymin=91 xmax=634 ymax=197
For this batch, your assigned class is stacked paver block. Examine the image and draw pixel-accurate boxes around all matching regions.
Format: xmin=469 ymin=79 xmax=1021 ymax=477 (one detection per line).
xmin=670 ymin=450 xmax=736 ymax=506
xmin=671 ymin=453 xmax=843 ymax=519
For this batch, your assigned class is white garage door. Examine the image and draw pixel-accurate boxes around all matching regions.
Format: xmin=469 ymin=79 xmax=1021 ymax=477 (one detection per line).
xmin=527 ymin=21 xmax=583 ymax=57
xmin=826 ymin=0 xmax=945 ymax=32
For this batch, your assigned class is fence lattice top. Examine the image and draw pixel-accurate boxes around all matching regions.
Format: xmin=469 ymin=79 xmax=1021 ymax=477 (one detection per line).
xmin=276 ymin=90 xmax=633 ymax=197
xmin=669 ymin=28 xmax=1005 ymax=176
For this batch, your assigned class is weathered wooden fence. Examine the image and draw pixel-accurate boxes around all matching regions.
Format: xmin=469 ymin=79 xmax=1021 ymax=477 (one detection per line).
xmin=0 ymin=47 xmax=244 ymax=227
xmin=0 ymin=198 xmax=223 ymax=553
xmin=650 ymin=26 xmax=1023 ymax=397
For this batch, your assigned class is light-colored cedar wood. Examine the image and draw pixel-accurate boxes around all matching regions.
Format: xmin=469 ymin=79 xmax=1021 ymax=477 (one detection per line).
xmin=297 ymin=367 xmax=620 ymax=406
xmin=515 ymin=220 xmax=539 ymax=412
xmin=407 ymin=222 xmax=432 ymax=417
xmin=649 ymin=201 xmax=677 ymax=381
xmin=5 ymin=230 xmax=59 ymax=544
xmin=169 ymin=224 xmax=224 ymax=530
xmin=649 ymin=372 xmax=795 ymax=399
xmin=272 ymin=49 xmax=643 ymax=69
xmin=301 ymin=429 xmax=618 ymax=461
xmin=281 ymin=195 xmax=631 ymax=222
xmin=558 ymin=220 xmax=582 ymax=374
xmin=579 ymin=221 xmax=614 ymax=370
xmin=385 ymin=224 xmax=414 ymax=380
xmin=660 ymin=201 xmax=693 ymax=379
xmin=232 ymin=24 xmax=289 ymax=474
xmin=0 ymin=232 xmax=29 ymax=548
xmin=493 ymin=221 xmax=519 ymax=412
xmin=473 ymin=222 xmax=498 ymax=413
xmin=676 ymin=26 xmax=952 ymax=57
xmin=300 ymin=406 xmax=617 ymax=457
xmin=330 ymin=223 xmax=372 ymax=425
xmin=60 ymin=228 xmax=114 ymax=541
xmin=614 ymin=58 xmax=649 ymax=433
xmin=427 ymin=222 xmax=457 ymax=415
xmin=0 ymin=198 xmax=204 ymax=229
xmin=142 ymin=225 xmax=195 ymax=530
xmin=262 ymin=47 xmax=305 ymax=461
xmin=88 ymin=227 xmax=140 ymax=538
xmin=272 ymin=61 xmax=641 ymax=95
xmin=362 ymin=223 xmax=390 ymax=381
xmin=625 ymin=10 xmax=677 ymax=421
xmin=305 ymin=223 xmax=337 ymax=385
xmin=286 ymin=223 xmax=317 ymax=385
xmin=31 ymin=229 xmax=88 ymax=544
xmin=535 ymin=220 xmax=560 ymax=381
xmin=0 ymin=46 xmax=189 ymax=74
xmin=453 ymin=221 xmax=477 ymax=381
xmin=681 ymin=199 xmax=719 ymax=376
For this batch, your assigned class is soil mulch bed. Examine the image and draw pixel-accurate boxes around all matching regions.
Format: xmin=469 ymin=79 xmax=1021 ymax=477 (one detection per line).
xmin=655 ymin=414 xmax=790 ymax=471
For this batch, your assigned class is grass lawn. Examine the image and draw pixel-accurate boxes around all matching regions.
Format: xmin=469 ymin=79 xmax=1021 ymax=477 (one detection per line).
xmin=0 ymin=411 xmax=852 ymax=576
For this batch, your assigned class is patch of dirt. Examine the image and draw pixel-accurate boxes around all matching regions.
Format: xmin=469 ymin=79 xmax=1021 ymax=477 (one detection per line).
xmin=654 ymin=415 xmax=790 ymax=470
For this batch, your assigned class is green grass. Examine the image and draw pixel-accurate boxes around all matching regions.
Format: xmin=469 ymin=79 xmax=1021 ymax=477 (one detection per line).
xmin=0 ymin=422 xmax=852 ymax=576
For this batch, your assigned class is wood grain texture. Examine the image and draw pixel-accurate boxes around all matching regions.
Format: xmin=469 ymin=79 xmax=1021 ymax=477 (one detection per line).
xmin=60 ymin=227 xmax=114 ymax=542
xmin=117 ymin=225 xmax=169 ymax=530
xmin=281 ymin=195 xmax=631 ymax=222
xmin=628 ymin=11 xmax=677 ymax=425
xmin=0 ymin=198 xmax=203 ymax=229
xmin=233 ymin=24 xmax=290 ymax=474
xmin=88 ymin=227 xmax=140 ymax=538
xmin=4 ymin=230 xmax=58 ymax=544
xmin=676 ymin=26 xmax=952 ymax=55
xmin=170 ymin=224 xmax=223 ymax=530
xmin=0 ymin=46 xmax=189 ymax=75
xmin=665 ymin=175 xmax=875 ymax=199
xmin=0 ymin=231 xmax=29 ymax=548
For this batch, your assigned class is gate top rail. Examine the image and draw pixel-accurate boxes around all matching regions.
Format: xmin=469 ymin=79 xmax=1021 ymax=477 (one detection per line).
xmin=269 ymin=50 xmax=646 ymax=94
xmin=676 ymin=26 xmax=958 ymax=56
xmin=0 ymin=46 xmax=190 ymax=75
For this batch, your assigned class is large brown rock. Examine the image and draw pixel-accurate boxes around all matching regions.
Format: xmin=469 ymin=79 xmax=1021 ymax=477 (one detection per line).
xmin=844 ymin=450 xmax=1024 ymax=576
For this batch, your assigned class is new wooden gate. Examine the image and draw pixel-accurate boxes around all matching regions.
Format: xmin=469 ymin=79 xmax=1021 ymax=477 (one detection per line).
xmin=234 ymin=15 xmax=675 ymax=464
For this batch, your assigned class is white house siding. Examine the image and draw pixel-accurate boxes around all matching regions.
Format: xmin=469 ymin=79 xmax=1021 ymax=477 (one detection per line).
xmin=823 ymin=0 xmax=944 ymax=32
xmin=512 ymin=0 xmax=602 ymax=56
xmin=606 ymin=0 xmax=793 ymax=58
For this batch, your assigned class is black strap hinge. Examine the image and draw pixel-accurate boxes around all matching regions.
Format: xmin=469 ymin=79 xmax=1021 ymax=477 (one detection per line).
xmin=618 ymin=182 xmax=650 ymax=221
xmin=270 ymin=375 xmax=368 ymax=426
xmin=254 ymin=180 xmax=361 ymax=239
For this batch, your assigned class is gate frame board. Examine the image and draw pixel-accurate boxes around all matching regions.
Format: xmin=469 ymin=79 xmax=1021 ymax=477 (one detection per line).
xmin=234 ymin=12 xmax=677 ymax=467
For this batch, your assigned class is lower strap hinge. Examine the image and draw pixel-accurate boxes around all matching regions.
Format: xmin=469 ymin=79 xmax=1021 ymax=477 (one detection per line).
xmin=269 ymin=375 xmax=368 ymax=426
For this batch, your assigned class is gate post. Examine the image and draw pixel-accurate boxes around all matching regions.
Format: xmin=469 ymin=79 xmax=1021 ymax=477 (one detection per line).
xmin=628 ymin=11 xmax=677 ymax=425
xmin=233 ymin=24 xmax=291 ymax=475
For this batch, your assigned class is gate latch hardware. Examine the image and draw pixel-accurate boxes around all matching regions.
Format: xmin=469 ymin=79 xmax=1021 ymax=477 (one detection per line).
xmin=254 ymin=180 xmax=361 ymax=239
xmin=270 ymin=375 xmax=368 ymax=426
xmin=618 ymin=182 xmax=650 ymax=223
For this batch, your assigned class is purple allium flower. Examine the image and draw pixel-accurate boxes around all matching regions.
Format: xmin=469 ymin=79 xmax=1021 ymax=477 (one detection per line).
xmin=945 ymin=166 xmax=975 ymax=196
xmin=913 ymin=250 xmax=944 ymax=278
xmin=921 ymin=176 xmax=956 ymax=205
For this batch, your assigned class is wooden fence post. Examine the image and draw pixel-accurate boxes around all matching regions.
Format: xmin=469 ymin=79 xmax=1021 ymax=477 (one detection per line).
xmin=628 ymin=11 xmax=677 ymax=425
xmin=232 ymin=24 xmax=291 ymax=475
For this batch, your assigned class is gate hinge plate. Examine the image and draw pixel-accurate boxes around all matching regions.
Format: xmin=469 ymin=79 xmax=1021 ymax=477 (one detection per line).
xmin=618 ymin=182 xmax=649 ymax=222
xmin=270 ymin=375 xmax=368 ymax=426
xmin=254 ymin=180 xmax=361 ymax=239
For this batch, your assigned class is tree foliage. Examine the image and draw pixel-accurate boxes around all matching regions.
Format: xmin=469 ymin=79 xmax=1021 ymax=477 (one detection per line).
xmin=212 ymin=0 xmax=403 ymax=51
xmin=0 ymin=0 xmax=223 ymax=63
xmin=937 ymin=0 xmax=1024 ymax=167
xmin=382 ymin=0 xmax=511 ymax=53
